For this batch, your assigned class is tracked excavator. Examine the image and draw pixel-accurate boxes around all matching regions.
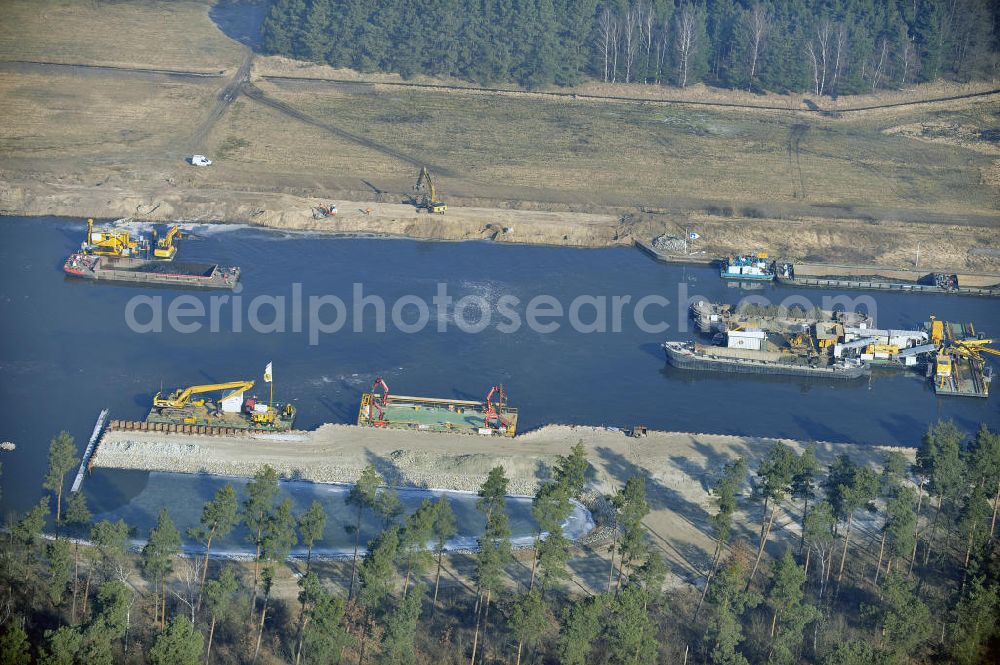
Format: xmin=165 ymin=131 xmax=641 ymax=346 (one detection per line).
xmin=146 ymin=380 xmax=296 ymax=430
xmin=153 ymin=225 xmax=183 ymax=260
xmin=153 ymin=381 xmax=256 ymax=411
xmin=411 ymin=167 xmax=447 ymax=214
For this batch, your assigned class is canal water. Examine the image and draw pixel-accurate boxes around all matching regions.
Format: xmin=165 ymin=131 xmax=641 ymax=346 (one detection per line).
xmin=1 ymin=217 xmax=997 ymax=547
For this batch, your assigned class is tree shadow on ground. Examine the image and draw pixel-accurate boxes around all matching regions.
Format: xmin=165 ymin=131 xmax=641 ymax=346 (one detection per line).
xmin=208 ymin=0 xmax=269 ymax=52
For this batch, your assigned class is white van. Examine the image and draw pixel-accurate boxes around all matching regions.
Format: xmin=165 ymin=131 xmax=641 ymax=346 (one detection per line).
xmin=190 ymin=154 xmax=212 ymax=166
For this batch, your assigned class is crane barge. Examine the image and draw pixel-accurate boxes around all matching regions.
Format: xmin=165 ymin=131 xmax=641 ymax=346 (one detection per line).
xmin=144 ymin=380 xmax=297 ymax=431
xmin=358 ymin=377 xmax=517 ymax=436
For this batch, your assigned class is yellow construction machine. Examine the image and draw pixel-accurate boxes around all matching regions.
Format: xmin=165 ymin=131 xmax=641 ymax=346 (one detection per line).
xmin=249 ymin=402 xmax=296 ymax=426
xmin=153 ymin=225 xmax=183 ymax=260
xmin=83 ymin=218 xmax=142 ymax=257
xmin=153 ymin=381 xmax=255 ymax=410
xmin=951 ymin=338 xmax=1000 ymax=361
xmin=935 ymin=353 xmax=953 ymax=389
xmin=412 ymin=167 xmax=447 ymax=214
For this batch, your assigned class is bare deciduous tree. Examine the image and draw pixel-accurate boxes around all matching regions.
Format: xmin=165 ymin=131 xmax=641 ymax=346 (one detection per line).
xmin=640 ymin=2 xmax=655 ymax=84
xmin=830 ymin=23 xmax=848 ymax=94
xmin=744 ymin=3 xmax=770 ymax=91
xmin=806 ymin=41 xmax=820 ymax=96
xmin=622 ymin=4 xmax=639 ymax=83
xmin=675 ymin=4 xmax=700 ymax=88
xmin=610 ymin=12 xmax=621 ymax=83
xmin=655 ymin=10 xmax=671 ymax=85
xmin=597 ymin=8 xmax=615 ymax=83
xmin=899 ymin=34 xmax=919 ymax=86
xmin=871 ymin=36 xmax=889 ymax=91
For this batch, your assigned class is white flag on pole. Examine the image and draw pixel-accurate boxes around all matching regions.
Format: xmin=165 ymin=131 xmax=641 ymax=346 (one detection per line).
xmin=263 ymin=362 xmax=272 ymax=383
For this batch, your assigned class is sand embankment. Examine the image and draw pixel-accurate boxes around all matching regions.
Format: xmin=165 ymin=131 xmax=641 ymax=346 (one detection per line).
xmin=92 ymin=423 xmax=913 ymax=586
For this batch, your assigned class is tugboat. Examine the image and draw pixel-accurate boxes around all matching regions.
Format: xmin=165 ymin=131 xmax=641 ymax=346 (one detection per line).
xmin=719 ymin=253 xmax=776 ymax=281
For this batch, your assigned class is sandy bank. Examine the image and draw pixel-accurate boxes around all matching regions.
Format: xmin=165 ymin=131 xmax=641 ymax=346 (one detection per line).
xmin=92 ymin=423 xmax=913 ymax=586
xmin=5 ymin=178 xmax=1000 ymax=274
xmin=0 ymin=180 xmax=624 ymax=248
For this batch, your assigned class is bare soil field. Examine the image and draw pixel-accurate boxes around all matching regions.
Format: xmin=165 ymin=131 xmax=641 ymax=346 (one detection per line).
xmin=0 ymin=0 xmax=241 ymax=72
xmin=93 ymin=424 xmax=912 ymax=591
xmin=0 ymin=0 xmax=997 ymax=272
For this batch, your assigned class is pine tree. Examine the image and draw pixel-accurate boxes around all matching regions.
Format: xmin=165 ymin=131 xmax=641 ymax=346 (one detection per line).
xmin=398 ymin=499 xmax=435 ymax=598
xmin=471 ymin=465 xmax=512 ymax=665
xmin=141 ymin=508 xmax=181 ymax=630
xmin=301 ymin=583 xmax=353 ymax=664
xmin=254 ymin=497 xmax=299 ymax=662
xmin=430 ymin=496 xmax=456 ymax=607
xmin=63 ymin=491 xmax=91 ymax=624
xmin=43 ymin=431 xmax=78 ymax=523
xmin=149 ymin=616 xmax=203 ymax=665
xmin=553 ymin=440 xmax=589 ymax=498
xmin=86 ymin=520 xmax=128 ymax=622
xmin=967 ymin=425 xmax=1000 ymax=540
xmin=862 ymin=572 xmax=932 ymax=660
xmin=529 ymin=479 xmax=572 ymax=591
xmin=791 ymin=444 xmax=818 ymax=555
xmin=606 ymin=584 xmax=657 ymax=665
xmin=699 ymin=457 xmax=747 ymax=613
xmin=298 ymin=499 xmax=327 ymax=572
xmin=0 ymin=624 xmax=31 ymax=665
xmin=46 ymin=538 xmax=73 ymax=607
xmin=379 ymin=583 xmax=425 ymax=665
xmin=357 ymin=526 xmax=401 ymax=664
xmin=509 ymin=588 xmax=550 ymax=665
xmin=40 ymin=625 xmax=82 ymax=665
xmin=946 ymin=577 xmax=1000 ymax=664
xmin=608 ymin=475 xmax=650 ymax=593
xmin=915 ymin=421 xmax=965 ymax=565
xmin=703 ymin=560 xmax=760 ymax=665
xmin=203 ymin=567 xmax=238 ymax=665
xmin=347 ymin=464 xmax=383 ymax=599
xmin=241 ymin=465 xmax=279 ymax=615
xmin=557 ymin=594 xmax=606 ymax=665
xmin=188 ymin=483 xmax=238 ymax=610
xmin=765 ymin=548 xmax=818 ymax=665
xmin=748 ymin=443 xmax=798 ymax=588
xmin=825 ymin=453 xmax=879 ymax=586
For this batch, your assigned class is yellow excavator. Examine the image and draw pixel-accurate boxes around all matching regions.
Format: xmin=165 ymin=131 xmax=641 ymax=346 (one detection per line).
xmin=83 ymin=218 xmax=142 ymax=257
xmin=153 ymin=225 xmax=183 ymax=260
xmin=153 ymin=381 xmax=255 ymax=410
xmin=412 ymin=166 xmax=447 ymax=214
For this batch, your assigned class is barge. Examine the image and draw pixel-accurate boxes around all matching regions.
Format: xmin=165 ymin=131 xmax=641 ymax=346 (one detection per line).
xmin=358 ymin=378 xmax=518 ymax=436
xmin=64 ymin=252 xmax=240 ymax=290
xmin=663 ymin=340 xmax=870 ymax=379
xmin=776 ymin=262 xmax=1000 ymax=297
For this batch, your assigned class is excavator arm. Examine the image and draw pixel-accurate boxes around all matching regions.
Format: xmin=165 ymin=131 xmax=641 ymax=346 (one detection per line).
xmin=153 ymin=380 xmax=255 ymax=409
xmin=412 ymin=167 xmax=446 ymax=214
xmin=154 ymin=225 xmax=183 ymax=259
